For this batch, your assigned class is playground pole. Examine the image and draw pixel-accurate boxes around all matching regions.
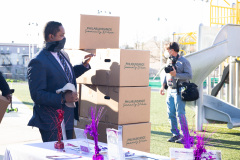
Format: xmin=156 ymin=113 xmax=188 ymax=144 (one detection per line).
xmin=229 ymin=56 xmax=235 ymax=105
xmin=220 ymin=63 xmax=224 ymax=99
xmin=195 ymin=23 xmax=204 ymax=131
xmin=196 ymin=84 xmax=204 ymax=131
xmin=235 ymin=59 xmax=239 ymax=107
xmin=218 ymin=64 xmax=222 ymax=99
xmin=207 ymin=76 xmax=211 ymax=95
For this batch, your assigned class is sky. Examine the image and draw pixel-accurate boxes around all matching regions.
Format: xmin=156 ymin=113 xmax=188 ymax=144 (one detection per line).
xmin=0 ymin=0 xmax=234 ymax=48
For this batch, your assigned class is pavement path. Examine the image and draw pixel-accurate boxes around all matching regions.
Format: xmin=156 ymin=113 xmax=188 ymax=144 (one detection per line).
xmin=0 ymin=96 xmax=41 ymax=160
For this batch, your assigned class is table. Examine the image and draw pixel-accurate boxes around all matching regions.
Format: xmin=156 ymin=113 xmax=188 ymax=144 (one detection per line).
xmin=4 ymin=139 xmax=170 ymax=160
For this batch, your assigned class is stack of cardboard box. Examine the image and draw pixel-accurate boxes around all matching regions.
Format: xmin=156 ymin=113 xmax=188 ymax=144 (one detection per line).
xmin=0 ymin=95 xmax=10 ymax=123
xmin=70 ymin=14 xmax=151 ymax=153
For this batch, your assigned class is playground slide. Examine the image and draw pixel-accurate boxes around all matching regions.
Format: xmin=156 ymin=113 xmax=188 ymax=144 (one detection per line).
xmin=203 ymin=95 xmax=240 ymax=129
xmin=184 ymin=24 xmax=240 ymax=128
xmin=211 ymin=65 xmax=229 ymax=96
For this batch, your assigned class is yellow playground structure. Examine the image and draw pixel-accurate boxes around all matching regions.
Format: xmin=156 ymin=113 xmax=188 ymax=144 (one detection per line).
xmin=210 ymin=0 xmax=240 ymax=26
xmin=173 ymin=0 xmax=240 ymax=54
xmin=173 ymin=32 xmax=197 ymax=55
xmin=173 ymin=32 xmax=197 ymax=45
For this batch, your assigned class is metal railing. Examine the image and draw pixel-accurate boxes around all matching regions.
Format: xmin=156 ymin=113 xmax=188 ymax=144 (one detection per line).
xmin=210 ymin=0 xmax=240 ymax=26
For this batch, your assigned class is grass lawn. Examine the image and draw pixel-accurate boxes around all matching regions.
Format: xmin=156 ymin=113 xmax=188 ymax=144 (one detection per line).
xmin=9 ymin=82 xmax=34 ymax=109
xmin=10 ymin=82 xmax=240 ymax=159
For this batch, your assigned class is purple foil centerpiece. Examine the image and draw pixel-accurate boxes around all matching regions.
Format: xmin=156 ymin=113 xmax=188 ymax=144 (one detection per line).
xmin=180 ymin=116 xmax=216 ymax=159
xmin=193 ymin=129 xmax=215 ymax=160
xmin=84 ymin=107 xmax=105 ymax=160
xmin=193 ymin=131 xmax=207 ymax=160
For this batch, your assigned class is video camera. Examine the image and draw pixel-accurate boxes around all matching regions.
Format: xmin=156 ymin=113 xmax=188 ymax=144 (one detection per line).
xmin=164 ymin=56 xmax=178 ymax=73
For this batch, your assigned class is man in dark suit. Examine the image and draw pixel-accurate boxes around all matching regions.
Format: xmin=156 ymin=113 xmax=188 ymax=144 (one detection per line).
xmin=27 ymin=21 xmax=92 ymax=142
xmin=0 ymin=71 xmax=12 ymax=102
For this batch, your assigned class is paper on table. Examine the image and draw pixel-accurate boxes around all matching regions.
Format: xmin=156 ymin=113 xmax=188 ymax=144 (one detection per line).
xmin=46 ymin=154 xmax=82 ymax=159
xmin=170 ymin=148 xmax=222 ymax=160
xmin=73 ymin=128 xmax=90 ymax=154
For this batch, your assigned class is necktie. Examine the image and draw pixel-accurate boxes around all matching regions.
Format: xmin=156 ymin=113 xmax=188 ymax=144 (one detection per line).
xmin=57 ymin=52 xmax=73 ymax=83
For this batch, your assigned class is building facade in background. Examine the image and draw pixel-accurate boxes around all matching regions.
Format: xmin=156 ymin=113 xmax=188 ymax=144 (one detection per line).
xmin=0 ymin=43 xmax=38 ymax=81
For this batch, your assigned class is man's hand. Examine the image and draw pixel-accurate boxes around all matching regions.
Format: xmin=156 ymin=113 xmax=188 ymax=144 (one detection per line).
xmin=160 ymin=87 xmax=165 ymax=95
xmin=5 ymin=94 xmax=12 ymax=103
xmin=64 ymin=91 xmax=78 ymax=103
xmin=160 ymin=84 xmax=166 ymax=95
xmin=170 ymin=67 xmax=176 ymax=77
xmin=82 ymin=54 xmax=94 ymax=67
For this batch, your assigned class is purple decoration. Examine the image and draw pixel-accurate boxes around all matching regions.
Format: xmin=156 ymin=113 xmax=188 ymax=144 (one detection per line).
xmin=180 ymin=116 xmax=216 ymax=159
xmin=92 ymin=154 xmax=104 ymax=160
xmin=193 ymin=129 xmax=215 ymax=160
xmin=193 ymin=131 xmax=207 ymax=160
xmin=180 ymin=115 xmax=194 ymax=149
xmin=84 ymin=107 xmax=105 ymax=160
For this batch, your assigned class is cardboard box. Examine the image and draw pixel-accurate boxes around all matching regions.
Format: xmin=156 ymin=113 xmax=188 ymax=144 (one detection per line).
xmin=76 ymin=117 xmax=151 ymax=153
xmin=64 ymin=49 xmax=98 ymax=84
xmin=79 ymin=85 xmax=151 ymax=124
xmin=78 ymin=84 xmax=98 ymax=117
xmin=95 ymin=49 xmax=150 ymax=86
xmin=0 ymin=95 xmax=10 ymax=123
xmin=79 ymin=14 xmax=120 ymax=49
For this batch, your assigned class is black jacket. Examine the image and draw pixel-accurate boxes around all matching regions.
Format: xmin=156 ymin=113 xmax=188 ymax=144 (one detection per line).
xmin=0 ymin=71 xmax=11 ymax=96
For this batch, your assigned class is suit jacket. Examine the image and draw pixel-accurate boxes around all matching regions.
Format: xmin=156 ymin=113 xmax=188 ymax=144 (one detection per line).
xmin=0 ymin=71 xmax=11 ymax=96
xmin=27 ymin=49 xmax=89 ymax=130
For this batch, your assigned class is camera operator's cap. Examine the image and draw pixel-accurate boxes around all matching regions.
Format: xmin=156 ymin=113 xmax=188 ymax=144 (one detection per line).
xmin=56 ymin=83 xmax=76 ymax=108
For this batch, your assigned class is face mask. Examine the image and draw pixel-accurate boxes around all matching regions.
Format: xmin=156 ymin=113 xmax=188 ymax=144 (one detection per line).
xmin=164 ymin=50 xmax=170 ymax=59
xmin=45 ymin=37 xmax=66 ymax=52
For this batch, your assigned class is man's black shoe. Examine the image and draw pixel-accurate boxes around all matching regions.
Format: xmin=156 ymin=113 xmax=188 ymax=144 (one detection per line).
xmin=175 ymin=136 xmax=194 ymax=144
xmin=167 ymin=135 xmax=181 ymax=142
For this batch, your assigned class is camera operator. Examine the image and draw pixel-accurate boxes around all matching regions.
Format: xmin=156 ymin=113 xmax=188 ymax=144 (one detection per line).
xmin=160 ymin=42 xmax=192 ymax=144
